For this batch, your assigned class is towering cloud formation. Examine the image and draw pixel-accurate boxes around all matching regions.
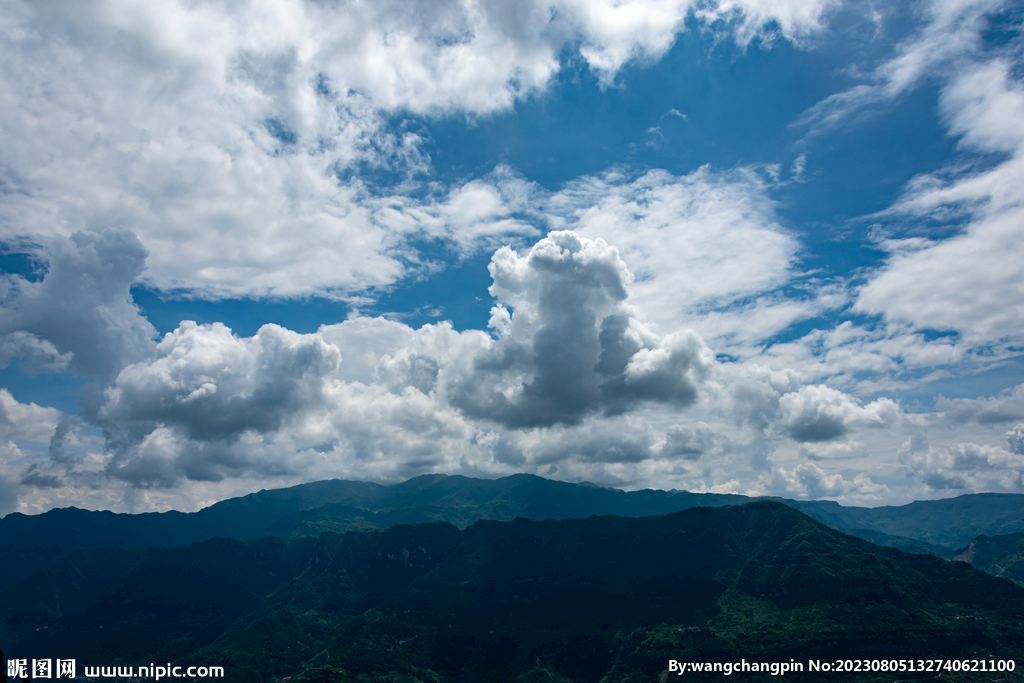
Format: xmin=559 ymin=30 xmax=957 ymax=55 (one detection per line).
xmin=45 ymin=231 xmax=717 ymax=490
xmin=444 ymin=232 xmax=715 ymax=427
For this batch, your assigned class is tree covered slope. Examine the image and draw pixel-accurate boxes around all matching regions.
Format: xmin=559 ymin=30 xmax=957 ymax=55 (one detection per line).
xmin=9 ymin=503 xmax=1022 ymax=682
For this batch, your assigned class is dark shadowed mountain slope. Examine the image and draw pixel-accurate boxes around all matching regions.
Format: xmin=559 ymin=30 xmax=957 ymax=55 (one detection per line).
xmin=46 ymin=502 xmax=1016 ymax=683
xmin=0 ymin=546 xmax=142 ymax=646
xmin=5 ymin=535 xmax=317 ymax=665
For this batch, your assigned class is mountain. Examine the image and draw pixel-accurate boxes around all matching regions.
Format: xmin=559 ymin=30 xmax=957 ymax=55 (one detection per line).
xmin=791 ymin=493 xmax=1024 ymax=548
xmin=954 ymin=532 xmax=1024 ymax=585
xmin=8 ymin=503 xmax=1024 ymax=682
xmin=4 ymin=535 xmax=316 ymax=665
xmin=0 ymin=546 xmax=141 ymax=647
xmin=0 ymin=475 xmax=747 ymax=587
xmin=4 ymin=474 xmax=1024 ymax=588
xmin=838 ymin=527 xmax=952 ymax=557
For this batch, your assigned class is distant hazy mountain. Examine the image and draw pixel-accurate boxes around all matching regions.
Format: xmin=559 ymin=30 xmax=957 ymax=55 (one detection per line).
xmin=790 ymin=493 xmax=1024 ymax=548
xmin=8 ymin=503 xmax=1024 ymax=682
xmin=3 ymin=474 xmax=1023 ymax=588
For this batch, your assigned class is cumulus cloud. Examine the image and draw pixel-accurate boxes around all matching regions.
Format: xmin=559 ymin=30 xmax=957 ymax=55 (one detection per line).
xmin=798 ymin=439 xmax=869 ymax=462
xmin=719 ymin=366 xmax=902 ymax=442
xmin=0 ymin=445 xmax=25 ymax=515
xmin=97 ymin=321 xmax=342 ymax=485
xmin=899 ymin=435 xmax=1024 ymax=492
xmin=1007 ymin=424 xmax=1024 ymax=455
xmin=0 ymin=229 xmax=157 ymax=378
xmin=720 ymin=364 xmax=801 ymax=432
xmin=0 ymin=218 xmax=933 ymax=510
xmin=371 ymin=166 xmax=541 ymax=259
xmin=0 ymin=388 xmax=61 ymax=444
xmin=42 ymin=230 xmax=725 ymax=489
xmin=0 ymin=390 xmax=63 ymax=513
xmin=524 ymin=417 xmax=659 ymax=467
xmin=768 ymin=462 xmax=889 ymax=501
xmin=778 ymin=385 xmax=900 ymax=442
xmin=0 ymin=332 xmax=73 ymax=374
xmin=444 ymin=231 xmax=715 ymax=427
xmin=659 ymin=422 xmax=718 ymax=459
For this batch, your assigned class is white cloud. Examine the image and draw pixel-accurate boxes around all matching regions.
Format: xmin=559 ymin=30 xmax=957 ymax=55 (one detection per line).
xmin=659 ymin=421 xmax=718 ymax=459
xmin=0 ymin=388 xmax=61 ymax=444
xmin=797 ymin=439 xmax=869 ymax=461
xmin=318 ymin=317 xmax=425 ymax=385
xmin=18 ymin=1 xmax=1024 ymax=513
xmin=753 ymin=321 xmax=970 ymax=394
xmin=1007 ymin=423 xmax=1024 ymax=455
xmin=0 ymin=389 xmax=63 ymax=514
xmin=97 ymin=321 xmax=343 ymax=485
xmin=899 ymin=438 xmax=1024 ymax=492
xmin=856 ymin=59 xmax=1024 ymax=345
xmin=767 ymin=462 xmax=889 ymax=501
xmin=0 ymin=229 xmax=157 ymax=378
xmin=716 ymin=365 xmax=903 ymax=442
xmin=65 ymin=231 xmax=719 ymax=489
xmin=794 ymin=0 xmax=1024 ymax=354
xmin=0 ymin=331 xmax=72 ymax=374
xmin=0 ymin=0 xmax=836 ymax=301
xmin=0 ymin=215 xmax=991 ymax=512
xmin=542 ymin=167 xmax=803 ymax=340
xmin=794 ymin=0 xmax=1005 ymax=135
xmin=371 ymin=166 xmax=541 ymax=259
xmin=778 ymin=384 xmax=900 ymax=442
xmin=936 ymin=384 xmax=1024 ymax=425
xmin=442 ymin=231 xmax=716 ymax=427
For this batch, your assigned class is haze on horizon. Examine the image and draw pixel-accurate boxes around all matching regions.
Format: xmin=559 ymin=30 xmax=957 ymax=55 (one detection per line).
xmin=1 ymin=0 xmax=1023 ymax=515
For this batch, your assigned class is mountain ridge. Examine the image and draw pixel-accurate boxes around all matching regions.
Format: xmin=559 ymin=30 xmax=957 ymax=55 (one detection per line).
xmin=9 ymin=501 xmax=1024 ymax=682
xmin=4 ymin=473 xmax=1023 ymax=588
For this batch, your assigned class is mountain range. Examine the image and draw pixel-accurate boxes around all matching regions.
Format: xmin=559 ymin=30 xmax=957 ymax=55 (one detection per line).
xmin=5 ymin=501 xmax=1024 ymax=682
xmin=5 ymin=474 xmax=1024 ymax=682
xmin=4 ymin=474 xmax=1024 ymax=588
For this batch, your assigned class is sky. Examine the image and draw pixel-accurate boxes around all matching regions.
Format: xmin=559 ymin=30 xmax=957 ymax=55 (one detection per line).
xmin=1 ymin=0 xmax=1023 ymax=515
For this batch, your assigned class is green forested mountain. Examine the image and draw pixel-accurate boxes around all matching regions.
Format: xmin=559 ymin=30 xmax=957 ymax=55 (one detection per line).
xmin=0 ymin=475 xmax=745 ymax=587
xmin=4 ymin=536 xmax=316 ymax=665
xmin=8 ymin=503 xmax=1024 ymax=682
xmin=3 ymin=474 xmax=1023 ymax=589
xmin=837 ymin=527 xmax=953 ymax=557
xmin=954 ymin=533 xmax=1024 ymax=585
xmin=0 ymin=546 xmax=142 ymax=646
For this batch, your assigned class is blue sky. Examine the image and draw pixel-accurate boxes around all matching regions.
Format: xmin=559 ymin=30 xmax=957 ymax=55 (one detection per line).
xmin=1 ymin=0 xmax=1023 ymax=514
